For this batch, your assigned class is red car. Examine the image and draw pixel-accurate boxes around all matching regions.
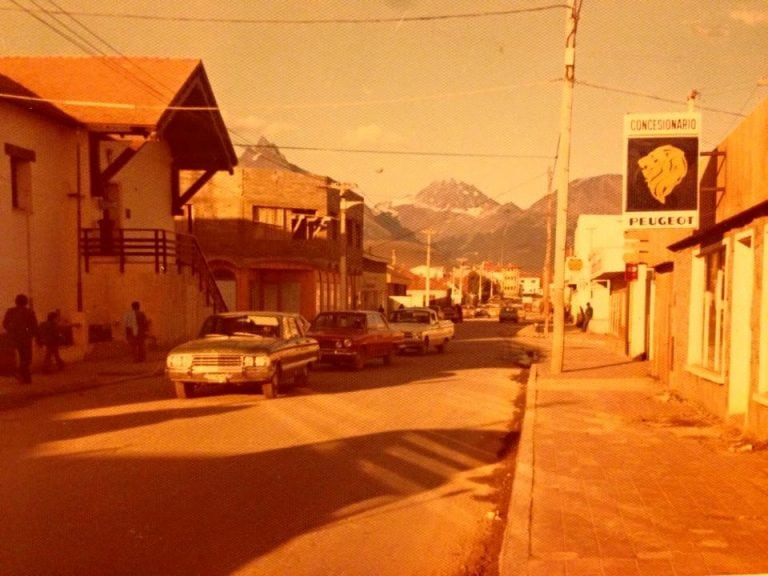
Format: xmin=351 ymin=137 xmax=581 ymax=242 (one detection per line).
xmin=308 ymin=310 xmax=404 ymax=370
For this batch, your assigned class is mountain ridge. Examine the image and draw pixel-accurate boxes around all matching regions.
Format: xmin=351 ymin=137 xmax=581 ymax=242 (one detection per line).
xmin=364 ymin=174 xmax=623 ymax=272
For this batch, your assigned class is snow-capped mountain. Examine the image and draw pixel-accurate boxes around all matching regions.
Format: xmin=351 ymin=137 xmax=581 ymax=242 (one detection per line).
xmin=365 ymin=174 xmax=623 ymax=271
xmin=375 ymin=179 xmax=499 ymax=217
xmin=372 ymin=179 xmax=507 ymax=243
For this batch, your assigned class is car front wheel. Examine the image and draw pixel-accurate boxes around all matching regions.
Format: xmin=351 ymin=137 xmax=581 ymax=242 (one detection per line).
xmin=174 ymin=381 xmax=195 ymax=399
xmin=262 ymin=368 xmax=281 ymax=399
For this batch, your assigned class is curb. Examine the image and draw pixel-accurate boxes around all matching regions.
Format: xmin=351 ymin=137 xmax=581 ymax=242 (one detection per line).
xmin=0 ymin=362 xmax=164 ymax=412
xmin=498 ymin=362 xmax=538 ymax=576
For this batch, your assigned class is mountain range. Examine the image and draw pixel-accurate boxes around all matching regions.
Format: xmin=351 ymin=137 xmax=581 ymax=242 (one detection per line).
xmin=364 ymin=174 xmax=623 ymax=272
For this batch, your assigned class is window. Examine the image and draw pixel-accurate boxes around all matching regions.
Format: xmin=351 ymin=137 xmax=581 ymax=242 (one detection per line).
xmin=252 ymin=205 xmax=320 ymax=240
xmin=688 ymin=242 xmax=727 ymax=378
xmin=252 ymin=206 xmax=286 ymax=228
xmin=759 ymin=229 xmax=768 ymax=398
xmin=5 ymin=144 xmax=35 ymax=211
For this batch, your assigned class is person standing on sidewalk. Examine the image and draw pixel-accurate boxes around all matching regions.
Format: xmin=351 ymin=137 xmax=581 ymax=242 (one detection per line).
xmin=123 ymin=301 xmax=149 ymax=362
xmin=582 ymin=302 xmax=593 ymax=332
xmin=37 ymin=310 xmax=65 ymax=373
xmin=2 ymin=294 xmax=38 ymax=383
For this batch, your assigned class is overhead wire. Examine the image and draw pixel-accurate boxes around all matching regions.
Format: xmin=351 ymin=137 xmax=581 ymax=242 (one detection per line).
xmin=7 ymin=1 xmax=763 ymax=208
xmin=0 ymin=4 xmax=569 ymax=25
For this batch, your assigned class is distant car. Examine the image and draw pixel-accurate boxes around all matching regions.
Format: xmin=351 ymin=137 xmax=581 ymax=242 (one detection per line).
xmin=165 ymin=311 xmax=319 ymax=399
xmin=308 ymin=310 xmax=404 ymax=370
xmin=474 ymin=307 xmax=491 ymax=318
xmin=439 ymin=305 xmax=463 ymax=323
xmin=499 ymin=304 xmax=523 ymax=323
xmin=389 ymin=307 xmax=455 ymax=354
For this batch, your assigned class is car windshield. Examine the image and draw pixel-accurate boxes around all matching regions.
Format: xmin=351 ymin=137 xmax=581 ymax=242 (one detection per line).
xmin=311 ymin=313 xmax=366 ymax=330
xmin=200 ymin=314 xmax=281 ymax=338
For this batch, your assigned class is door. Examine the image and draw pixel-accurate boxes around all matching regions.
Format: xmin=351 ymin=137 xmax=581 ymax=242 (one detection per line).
xmin=728 ymin=232 xmax=753 ymax=418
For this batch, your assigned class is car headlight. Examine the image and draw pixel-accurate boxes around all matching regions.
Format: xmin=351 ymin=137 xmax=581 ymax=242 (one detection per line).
xmin=167 ymin=354 xmax=192 ymax=369
xmin=243 ymin=355 xmax=270 ymax=368
xmin=334 ymin=339 xmax=353 ymax=349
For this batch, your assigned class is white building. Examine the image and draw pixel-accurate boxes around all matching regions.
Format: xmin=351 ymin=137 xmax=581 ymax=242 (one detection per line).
xmin=569 ymin=214 xmax=626 ymax=335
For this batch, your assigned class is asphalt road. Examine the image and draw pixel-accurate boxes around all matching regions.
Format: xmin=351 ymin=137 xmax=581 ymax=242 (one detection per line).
xmin=0 ymin=320 xmax=526 ymax=576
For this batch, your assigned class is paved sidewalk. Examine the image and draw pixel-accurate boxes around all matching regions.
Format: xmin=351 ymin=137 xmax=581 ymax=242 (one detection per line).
xmin=501 ymin=326 xmax=768 ymax=576
xmin=0 ymin=350 xmax=165 ymax=411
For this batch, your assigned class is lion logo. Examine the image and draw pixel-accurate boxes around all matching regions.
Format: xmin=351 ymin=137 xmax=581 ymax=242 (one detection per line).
xmin=637 ymin=144 xmax=688 ymax=204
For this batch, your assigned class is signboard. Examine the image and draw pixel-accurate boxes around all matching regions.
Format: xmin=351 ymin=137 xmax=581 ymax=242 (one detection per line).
xmin=623 ymin=112 xmax=700 ymax=229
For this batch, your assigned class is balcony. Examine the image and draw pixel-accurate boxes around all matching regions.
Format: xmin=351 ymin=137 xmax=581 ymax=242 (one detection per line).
xmin=80 ymin=227 xmax=226 ymax=312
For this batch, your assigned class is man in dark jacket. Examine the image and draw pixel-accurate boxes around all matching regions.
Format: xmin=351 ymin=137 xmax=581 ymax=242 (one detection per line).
xmin=3 ymin=294 xmax=38 ymax=383
xmin=37 ymin=311 xmax=65 ymax=373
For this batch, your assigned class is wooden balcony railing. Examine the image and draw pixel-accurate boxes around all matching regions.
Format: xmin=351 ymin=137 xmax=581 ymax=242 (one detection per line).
xmin=80 ymin=227 xmax=227 ymax=312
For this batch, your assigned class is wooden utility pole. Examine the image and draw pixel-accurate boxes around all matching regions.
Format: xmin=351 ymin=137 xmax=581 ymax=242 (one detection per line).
xmin=325 ymin=181 xmax=361 ymax=309
xmin=542 ymin=166 xmax=554 ymax=335
xmin=424 ymin=229 xmax=434 ymax=307
xmin=551 ymin=0 xmax=581 ymax=374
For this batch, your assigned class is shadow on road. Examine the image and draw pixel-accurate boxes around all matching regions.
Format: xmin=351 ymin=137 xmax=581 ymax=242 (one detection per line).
xmin=2 ymin=425 xmax=515 ymax=576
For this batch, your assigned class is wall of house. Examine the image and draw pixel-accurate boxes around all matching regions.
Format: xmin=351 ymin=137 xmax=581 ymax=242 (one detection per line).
xmin=716 ymin=99 xmax=768 ymax=219
xmin=0 ymin=103 xmax=83 ymax=347
xmin=182 ymin=166 xmax=361 ymax=318
xmin=100 ymin=140 xmax=176 ymax=231
xmin=81 ymin=260 xmax=216 ymax=351
xmin=664 ymin=97 xmax=768 ymax=439
xmin=668 ymin=236 xmax=729 ymax=419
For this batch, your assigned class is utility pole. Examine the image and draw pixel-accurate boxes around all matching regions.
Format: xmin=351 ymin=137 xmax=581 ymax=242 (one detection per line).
xmin=424 ymin=229 xmax=434 ymax=307
xmin=456 ymin=257 xmax=468 ymax=304
xmin=542 ymin=166 xmax=554 ymax=335
xmin=477 ymin=262 xmax=483 ymax=303
xmin=551 ymin=0 xmax=581 ymax=374
xmin=326 ymin=181 xmax=361 ymax=309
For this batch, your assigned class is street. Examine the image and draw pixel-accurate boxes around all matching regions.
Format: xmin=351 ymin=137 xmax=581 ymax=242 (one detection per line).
xmin=0 ymin=320 xmax=527 ymax=576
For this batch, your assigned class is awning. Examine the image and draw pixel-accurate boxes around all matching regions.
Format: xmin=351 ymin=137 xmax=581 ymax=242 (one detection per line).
xmin=668 ymin=199 xmax=768 ymax=251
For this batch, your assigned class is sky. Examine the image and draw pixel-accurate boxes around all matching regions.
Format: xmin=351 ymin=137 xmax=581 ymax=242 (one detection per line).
xmin=2 ymin=0 xmax=768 ymax=209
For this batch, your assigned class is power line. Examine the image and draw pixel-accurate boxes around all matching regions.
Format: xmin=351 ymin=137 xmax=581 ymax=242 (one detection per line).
xmin=232 ymin=142 xmax=552 ymax=160
xmin=1 ymin=4 xmax=568 ymax=25
xmin=576 ymin=79 xmax=748 ymax=118
xmin=10 ymin=0 xmax=174 ymax=101
xmin=240 ymin=80 xmax=560 ymax=110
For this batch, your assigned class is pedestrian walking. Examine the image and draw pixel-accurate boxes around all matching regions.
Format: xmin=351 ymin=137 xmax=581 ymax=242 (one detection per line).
xmin=582 ymin=302 xmax=593 ymax=332
xmin=123 ymin=301 xmax=149 ymax=362
xmin=37 ymin=311 xmax=65 ymax=372
xmin=2 ymin=294 xmax=38 ymax=383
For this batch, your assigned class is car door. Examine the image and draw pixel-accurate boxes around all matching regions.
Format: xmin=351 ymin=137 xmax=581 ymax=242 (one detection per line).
xmin=368 ymin=311 xmax=390 ymax=356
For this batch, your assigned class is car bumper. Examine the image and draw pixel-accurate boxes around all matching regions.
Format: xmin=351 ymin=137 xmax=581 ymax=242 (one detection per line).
xmin=166 ymin=366 xmax=273 ymax=384
xmin=318 ymin=349 xmax=359 ymax=362
xmin=398 ymin=337 xmax=426 ymax=351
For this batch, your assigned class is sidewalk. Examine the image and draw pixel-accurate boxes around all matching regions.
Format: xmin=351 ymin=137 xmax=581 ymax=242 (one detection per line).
xmin=500 ymin=326 xmax=768 ymax=576
xmin=0 ymin=350 xmax=165 ymax=411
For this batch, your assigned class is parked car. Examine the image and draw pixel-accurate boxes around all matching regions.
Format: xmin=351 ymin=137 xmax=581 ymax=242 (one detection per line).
xmin=474 ymin=306 xmax=491 ymax=318
xmin=308 ymin=310 xmax=404 ymax=370
xmin=499 ymin=304 xmax=524 ymax=323
xmin=165 ymin=311 xmax=319 ymax=399
xmin=388 ymin=307 xmax=455 ymax=354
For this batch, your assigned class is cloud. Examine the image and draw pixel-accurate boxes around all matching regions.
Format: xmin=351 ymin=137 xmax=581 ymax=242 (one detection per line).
xmin=689 ymin=22 xmax=731 ymax=39
xmin=342 ymin=123 xmax=404 ymax=147
xmin=729 ymin=7 xmax=768 ymax=26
